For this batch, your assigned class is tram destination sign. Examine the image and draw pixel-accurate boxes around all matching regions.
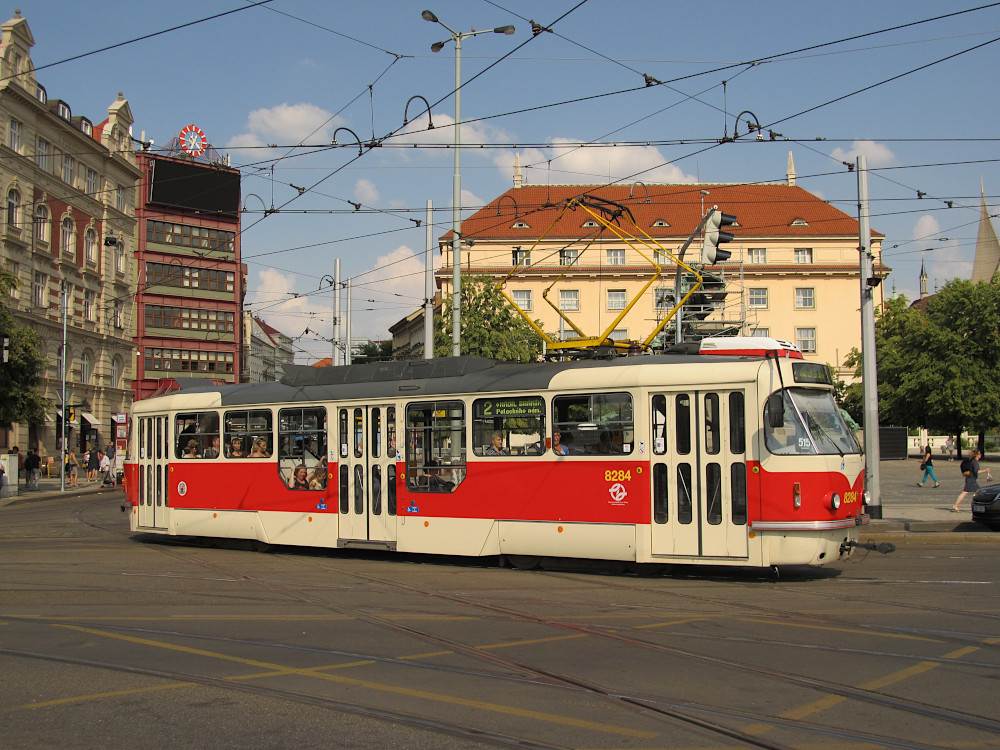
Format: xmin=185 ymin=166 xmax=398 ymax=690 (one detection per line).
xmin=474 ymin=396 xmax=544 ymax=419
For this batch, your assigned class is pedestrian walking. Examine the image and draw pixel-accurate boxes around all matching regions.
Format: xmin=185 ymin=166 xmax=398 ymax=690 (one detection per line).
xmin=916 ymin=444 xmax=939 ymax=487
xmin=952 ymin=448 xmax=992 ymax=512
xmin=945 ymin=436 xmax=955 ymax=460
xmin=64 ymin=450 xmax=80 ymax=488
xmin=86 ymin=447 xmax=99 ymax=482
xmin=24 ymin=450 xmax=40 ymax=490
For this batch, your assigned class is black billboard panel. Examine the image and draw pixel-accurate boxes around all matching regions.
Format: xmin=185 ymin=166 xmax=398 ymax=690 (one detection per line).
xmin=148 ymin=158 xmax=240 ymax=218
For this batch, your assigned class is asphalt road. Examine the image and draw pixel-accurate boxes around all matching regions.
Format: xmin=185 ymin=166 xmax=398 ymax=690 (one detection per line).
xmin=1 ymin=493 xmax=999 ymax=750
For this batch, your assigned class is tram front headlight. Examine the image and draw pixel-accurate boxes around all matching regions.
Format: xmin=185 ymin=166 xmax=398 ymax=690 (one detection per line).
xmin=830 ymin=493 xmax=841 ymax=510
xmin=862 ymin=490 xmax=871 ymax=506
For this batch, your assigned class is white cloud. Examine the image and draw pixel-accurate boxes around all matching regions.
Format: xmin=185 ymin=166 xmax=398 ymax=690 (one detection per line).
xmin=392 ymin=113 xmax=513 ymax=159
xmin=354 ymin=178 xmax=379 ymax=205
xmin=246 ymin=268 xmax=332 ymax=340
xmin=830 ymin=140 xmax=896 ymax=168
xmin=495 ymin=141 xmax=696 ymax=185
xmin=352 ymin=244 xmax=428 ymax=339
xmin=227 ymin=103 xmax=341 ymax=149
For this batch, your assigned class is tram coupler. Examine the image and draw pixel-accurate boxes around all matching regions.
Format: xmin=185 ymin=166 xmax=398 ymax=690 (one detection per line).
xmin=841 ymin=540 xmax=896 ymax=555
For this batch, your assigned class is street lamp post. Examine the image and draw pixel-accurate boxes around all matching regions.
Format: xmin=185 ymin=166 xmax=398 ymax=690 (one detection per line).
xmin=422 ymin=9 xmax=514 ymax=356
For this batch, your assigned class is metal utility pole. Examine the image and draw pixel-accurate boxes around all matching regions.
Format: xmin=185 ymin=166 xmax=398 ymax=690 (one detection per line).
xmin=333 ymin=259 xmax=341 ymax=366
xmin=424 ymin=200 xmax=435 ymax=358
xmin=60 ymin=281 xmax=67 ymax=493
xmin=345 ymin=277 xmax=352 ymax=366
xmin=858 ymin=154 xmax=882 ymax=518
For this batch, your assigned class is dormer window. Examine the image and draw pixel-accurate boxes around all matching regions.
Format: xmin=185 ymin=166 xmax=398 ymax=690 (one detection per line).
xmin=790 ymin=218 xmax=809 ymax=227
xmin=512 ymin=220 xmax=530 ymax=229
xmin=79 ymin=119 xmax=92 ymax=136
xmin=35 ymin=85 xmax=46 ymax=104
xmin=57 ymin=102 xmax=71 ymax=120
xmin=582 ymin=220 xmax=599 ymax=228
xmin=651 ymin=219 xmax=670 ymax=227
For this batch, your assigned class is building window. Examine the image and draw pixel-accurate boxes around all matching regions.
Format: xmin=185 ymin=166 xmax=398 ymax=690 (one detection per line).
xmin=62 ymin=154 xmax=74 ymax=184
xmin=559 ymin=249 xmax=578 ymax=266
xmin=654 ymin=288 xmax=674 ymax=310
xmin=146 ymin=220 xmax=235 ymax=253
xmin=607 ymin=289 xmax=627 ymax=311
xmin=61 ymin=217 xmax=74 ymax=255
xmin=748 ymin=288 xmax=768 ymax=308
xmin=747 ymin=248 xmax=766 ymax=264
xmin=8 ymin=261 xmax=18 ymax=299
xmin=110 ymin=357 xmax=121 ymax=388
xmin=115 ymin=185 xmax=125 ymax=212
xmin=112 ymin=300 xmax=123 ymax=329
xmin=33 ymin=204 xmax=49 ymax=243
xmin=145 ymin=348 xmax=235 ymax=374
xmin=145 ymin=262 xmax=235 ymax=292
xmin=559 ymin=289 xmax=580 ymax=312
xmin=512 ymin=247 xmax=529 ymax=266
xmin=512 ymin=289 xmax=531 ymax=311
xmin=86 ymin=169 xmax=98 ymax=195
xmin=6 ymin=189 xmax=20 ymax=228
xmin=753 ymin=327 xmax=770 ymax=337
xmin=796 ymin=328 xmax=817 ymax=353
xmin=795 ymin=287 xmax=815 ymax=309
xmin=35 ymin=138 xmax=50 ymax=171
xmin=80 ymin=351 xmax=91 ymax=383
xmin=794 ymin=248 xmax=813 ymax=264
xmin=57 ymin=102 xmax=71 ymax=120
xmin=606 ymin=249 xmax=625 ymax=266
xmin=609 ymin=329 xmax=628 ymax=341
xmin=85 ymin=228 xmax=97 ymax=264
xmin=8 ymin=119 xmax=21 ymax=152
xmin=33 ymin=272 xmax=45 ymax=307
xmin=115 ymin=243 xmax=125 ymax=274
xmin=145 ymin=305 xmax=236 ymax=333
xmin=84 ymin=290 xmax=95 ymax=321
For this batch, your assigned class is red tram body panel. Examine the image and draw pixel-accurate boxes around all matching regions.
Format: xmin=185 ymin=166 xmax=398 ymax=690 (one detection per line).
xmin=125 ymin=342 xmax=868 ymax=568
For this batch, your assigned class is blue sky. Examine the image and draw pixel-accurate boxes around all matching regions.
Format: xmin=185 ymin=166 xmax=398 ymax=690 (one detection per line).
xmin=19 ymin=0 xmax=1000 ymax=362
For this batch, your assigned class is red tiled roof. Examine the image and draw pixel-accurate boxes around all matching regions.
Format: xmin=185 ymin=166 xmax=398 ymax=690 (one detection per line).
xmin=450 ymin=184 xmax=880 ymax=242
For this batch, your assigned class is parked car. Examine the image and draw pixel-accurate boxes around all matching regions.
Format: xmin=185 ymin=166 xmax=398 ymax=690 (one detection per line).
xmin=971 ymin=484 xmax=1000 ymax=530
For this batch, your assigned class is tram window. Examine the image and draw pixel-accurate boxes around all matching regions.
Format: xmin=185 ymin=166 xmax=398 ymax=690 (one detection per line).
xmin=677 ymin=464 xmax=692 ymax=524
xmin=339 ymin=409 xmax=349 ymax=458
xmin=156 ymin=465 xmax=162 ymax=507
xmin=354 ymin=464 xmax=364 ymax=513
xmin=552 ymin=392 xmax=633 ymax=455
xmin=675 ymin=395 xmax=691 ymax=455
xmin=353 ymin=408 xmax=363 ymax=459
xmin=339 ymin=464 xmax=349 ymax=514
xmin=175 ymin=412 xmax=219 ymax=459
xmin=387 ymin=407 xmax=397 ymax=459
xmin=705 ymin=463 xmax=722 ymax=525
xmin=278 ymin=407 xmax=327 ymax=490
xmin=652 ymin=395 xmax=667 ymax=456
xmin=371 ymin=408 xmax=381 ymax=459
xmin=387 ymin=464 xmax=396 ymax=516
xmin=653 ymin=463 xmax=668 ymax=524
xmin=405 ymin=401 xmax=466 ymax=492
xmin=472 ymin=396 xmax=544 ymax=456
xmin=731 ymin=463 xmax=747 ymax=525
xmin=224 ymin=409 xmax=273 ymax=459
xmin=372 ymin=465 xmax=382 ymax=515
xmin=729 ymin=392 xmax=745 ymax=454
xmin=704 ymin=394 xmax=720 ymax=455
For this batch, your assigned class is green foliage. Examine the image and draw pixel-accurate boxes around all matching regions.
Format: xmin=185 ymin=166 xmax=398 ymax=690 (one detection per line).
xmin=0 ymin=269 xmax=50 ymax=429
xmin=434 ymin=275 xmax=544 ymax=361
xmin=845 ymin=281 xmax=1000 ymax=436
xmin=352 ymin=340 xmax=392 ymax=364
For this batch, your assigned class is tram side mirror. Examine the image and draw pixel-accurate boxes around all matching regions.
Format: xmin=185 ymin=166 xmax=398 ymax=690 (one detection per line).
xmin=766 ymin=393 xmax=785 ymax=428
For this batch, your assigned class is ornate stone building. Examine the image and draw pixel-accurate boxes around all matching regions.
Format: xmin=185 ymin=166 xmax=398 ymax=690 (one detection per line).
xmin=1 ymin=11 xmax=140 ymax=457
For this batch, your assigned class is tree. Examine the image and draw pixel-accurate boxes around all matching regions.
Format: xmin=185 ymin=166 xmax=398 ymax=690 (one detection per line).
xmin=434 ymin=275 xmax=544 ymax=361
xmin=352 ymin=340 xmax=393 ymax=364
xmin=844 ymin=280 xmax=1000 ymax=451
xmin=0 ymin=269 xmax=50 ymax=429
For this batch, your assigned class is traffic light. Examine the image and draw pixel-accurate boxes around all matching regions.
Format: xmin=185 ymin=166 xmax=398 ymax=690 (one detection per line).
xmin=701 ymin=207 xmax=737 ymax=264
xmin=66 ymin=407 xmax=76 ymax=423
xmin=1 ymin=337 xmax=8 ymax=363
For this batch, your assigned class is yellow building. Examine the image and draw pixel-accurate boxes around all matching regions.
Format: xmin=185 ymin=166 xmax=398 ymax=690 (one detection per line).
xmin=409 ymin=174 xmax=884 ymax=376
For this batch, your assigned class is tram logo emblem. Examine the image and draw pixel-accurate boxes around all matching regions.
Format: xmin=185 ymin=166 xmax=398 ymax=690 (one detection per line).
xmin=608 ymin=483 xmax=628 ymax=505
xmin=177 ymin=481 xmax=188 ymax=497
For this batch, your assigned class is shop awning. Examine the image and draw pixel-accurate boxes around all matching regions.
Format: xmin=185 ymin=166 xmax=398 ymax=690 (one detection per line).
xmin=80 ymin=411 xmax=101 ymax=427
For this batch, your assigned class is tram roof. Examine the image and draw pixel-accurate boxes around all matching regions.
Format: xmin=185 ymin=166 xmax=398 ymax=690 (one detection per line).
xmin=143 ymin=353 xmax=771 ymax=409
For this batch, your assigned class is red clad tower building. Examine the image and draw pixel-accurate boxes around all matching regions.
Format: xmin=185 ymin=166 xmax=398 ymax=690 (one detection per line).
xmin=133 ymin=130 xmax=243 ymax=401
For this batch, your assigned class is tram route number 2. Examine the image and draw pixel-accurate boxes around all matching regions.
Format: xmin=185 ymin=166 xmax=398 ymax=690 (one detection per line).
xmin=605 ymin=469 xmax=631 ymax=482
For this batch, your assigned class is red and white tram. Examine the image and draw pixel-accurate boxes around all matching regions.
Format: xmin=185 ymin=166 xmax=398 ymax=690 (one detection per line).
xmin=124 ymin=339 xmax=868 ymax=568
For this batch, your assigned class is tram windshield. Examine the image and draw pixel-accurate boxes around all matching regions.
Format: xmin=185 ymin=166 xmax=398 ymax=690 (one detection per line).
xmin=764 ymin=388 xmax=860 ymax=456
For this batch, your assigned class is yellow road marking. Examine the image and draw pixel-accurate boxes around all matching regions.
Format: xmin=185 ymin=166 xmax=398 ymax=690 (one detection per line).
xmin=739 ymin=617 xmax=941 ymax=642
xmin=47 ymin=624 xmax=654 ymax=739
xmin=7 ymin=683 xmax=191 ymax=711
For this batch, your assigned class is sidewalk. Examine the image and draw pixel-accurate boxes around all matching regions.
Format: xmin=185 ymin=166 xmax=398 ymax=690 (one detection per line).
xmin=2 ymin=457 xmax=998 ymax=540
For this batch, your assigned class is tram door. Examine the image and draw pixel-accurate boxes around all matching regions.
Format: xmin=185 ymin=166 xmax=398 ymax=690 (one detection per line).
xmin=338 ymin=405 xmax=398 ymax=546
xmin=136 ymin=415 xmax=169 ymax=529
xmin=649 ymin=391 xmax=748 ymax=558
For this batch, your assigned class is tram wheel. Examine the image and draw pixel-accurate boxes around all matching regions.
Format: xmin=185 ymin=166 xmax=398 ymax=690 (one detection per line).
xmin=625 ymin=562 xmax=668 ymax=577
xmin=506 ymin=555 xmax=542 ymax=570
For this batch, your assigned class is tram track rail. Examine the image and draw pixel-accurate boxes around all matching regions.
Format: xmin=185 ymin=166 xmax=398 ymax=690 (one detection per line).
xmin=15 ymin=495 xmax=996 ymax=749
